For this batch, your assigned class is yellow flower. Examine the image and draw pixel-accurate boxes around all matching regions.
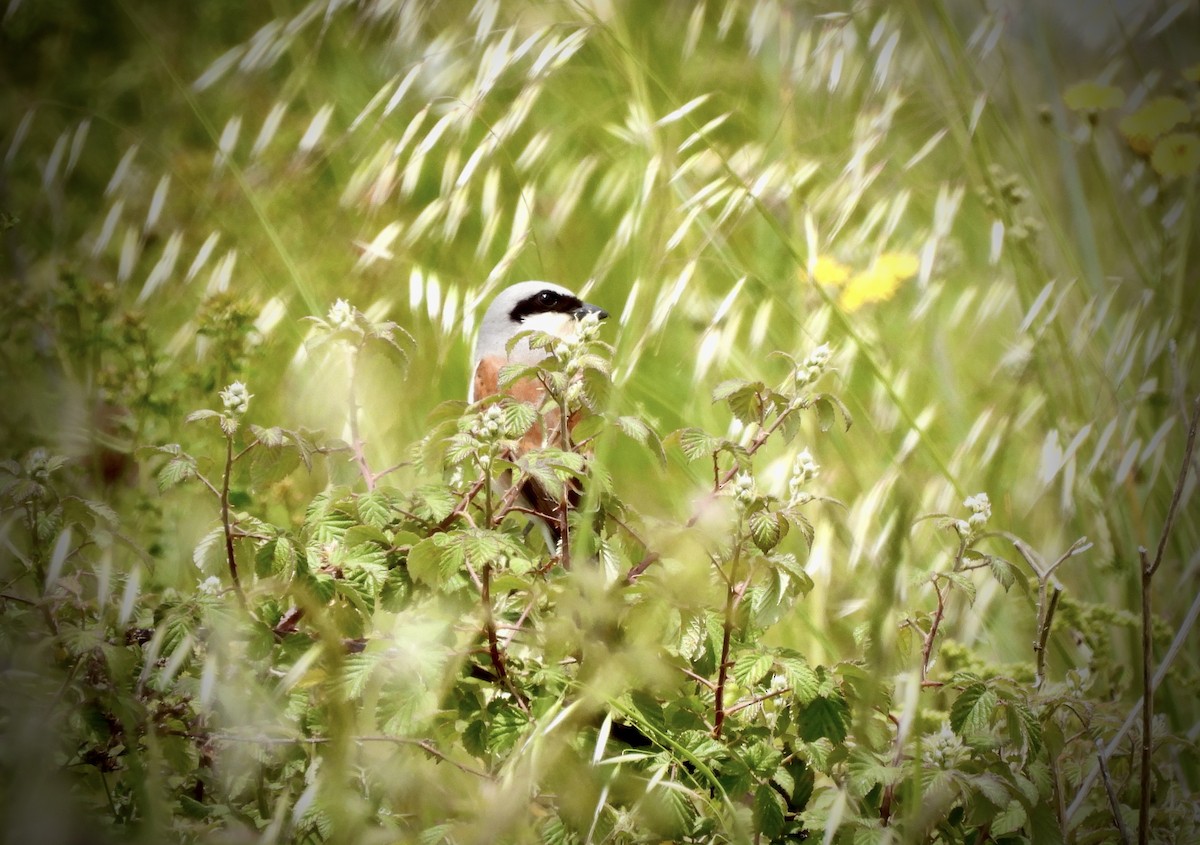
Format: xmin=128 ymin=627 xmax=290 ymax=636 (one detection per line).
xmin=875 ymin=251 xmax=920 ymax=281
xmin=1150 ymin=132 xmax=1200 ymax=179
xmin=1184 ymin=64 xmax=1200 ymax=83
xmin=1119 ymin=96 xmax=1191 ymax=153
xmin=811 ymin=255 xmax=851 ymax=286
xmin=1063 ymin=81 xmax=1125 ymax=112
xmin=840 ymin=264 xmax=903 ymax=312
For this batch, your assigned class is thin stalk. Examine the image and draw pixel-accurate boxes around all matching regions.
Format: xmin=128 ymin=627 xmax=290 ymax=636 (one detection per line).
xmin=1096 ymin=737 xmax=1134 ymax=845
xmin=482 ymin=561 xmax=528 ymax=714
xmin=713 ymin=521 xmax=744 ymax=738
xmin=220 ymin=434 xmax=247 ymax=609
xmin=1136 ymin=394 xmax=1199 ymax=844
xmin=920 ymin=575 xmax=947 ymax=684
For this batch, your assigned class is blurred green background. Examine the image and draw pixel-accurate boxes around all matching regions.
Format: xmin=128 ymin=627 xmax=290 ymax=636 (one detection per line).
xmin=2 ymin=0 xmax=1199 ymax=840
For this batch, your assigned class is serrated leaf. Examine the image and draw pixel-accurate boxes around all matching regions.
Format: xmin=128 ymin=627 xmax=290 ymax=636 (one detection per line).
xmin=945 ymin=571 xmax=978 ymax=605
xmin=1005 ymin=701 xmax=1043 ymax=756
xmin=250 ymin=425 xmax=287 ymax=448
xmin=723 ymin=384 xmax=766 ymax=424
xmin=753 ymin=783 xmax=785 ymax=839
xmin=732 ymin=650 xmax=774 ymax=688
xmin=812 ymin=393 xmax=852 ymax=432
xmin=502 ymin=401 xmax=537 ymax=437
xmin=950 ymin=683 xmax=997 ymax=739
xmin=616 ymin=415 xmax=650 ymax=443
xmin=487 ymin=702 xmax=528 ymax=755
xmin=989 ymin=556 xmax=1019 ymax=591
xmin=412 ymin=484 xmax=456 ymax=522
xmin=158 ymin=456 xmax=197 ymax=491
xmin=777 ymin=654 xmax=820 ymax=703
xmin=712 ymin=378 xmax=752 ymax=401
xmin=356 ymin=490 xmax=394 ymax=529
xmin=407 ymin=533 xmax=465 ymax=587
xmin=799 ymin=695 xmax=849 ymax=743
xmin=676 ymin=427 xmax=720 ymax=461
xmin=969 ymin=771 xmax=1011 ymax=808
xmin=192 ymin=526 xmax=224 ymax=572
xmin=185 ymin=409 xmax=222 ymax=424
xmin=748 ymin=508 xmax=786 ymax=552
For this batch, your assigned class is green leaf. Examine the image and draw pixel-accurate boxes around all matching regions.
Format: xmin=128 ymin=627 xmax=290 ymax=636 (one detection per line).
xmin=732 ymin=650 xmax=774 ymax=688
xmin=748 ymin=508 xmax=786 ymax=552
xmin=711 ymin=378 xmax=752 ymax=401
xmin=356 ymin=489 xmax=395 ymax=529
xmin=799 ymin=695 xmax=849 ymax=743
xmin=407 ymin=534 xmax=465 ymax=588
xmin=616 ymin=415 xmax=666 ymax=465
xmin=412 ymin=484 xmax=456 ymax=522
xmin=753 ymin=783 xmax=785 ymax=839
xmin=487 ymin=702 xmax=528 ymax=755
xmin=1004 ymin=701 xmax=1043 ymax=756
xmin=157 ymin=456 xmax=197 ymax=491
xmin=989 ymin=555 xmax=1019 ymax=591
xmin=675 ymin=427 xmax=720 ymax=461
xmin=776 ymin=653 xmax=820 ymax=703
xmin=812 ymin=393 xmax=853 ymax=432
xmin=249 ymin=424 xmax=287 ymax=448
xmin=968 ymin=771 xmax=1011 ymax=809
xmin=185 ymin=409 xmax=222 ymax=424
xmin=717 ymin=381 xmax=766 ymax=424
xmin=502 ymin=400 xmax=538 ymax=437
xmin=945 ymin=571 xmax=977 ymax=605
xmin=950 ymin=683 xmax=998 ymax=739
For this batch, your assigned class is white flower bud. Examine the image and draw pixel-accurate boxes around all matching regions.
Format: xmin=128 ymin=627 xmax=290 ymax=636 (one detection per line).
xmin=327 ymin=298 xmax=356 ymax=331
xmin=198 ymin=576 xmax=223 ymax=595
xmin=963 ymin=492 xmax=991 ymax=527
xmin=219 ymin=381 xmax=253 ymax=415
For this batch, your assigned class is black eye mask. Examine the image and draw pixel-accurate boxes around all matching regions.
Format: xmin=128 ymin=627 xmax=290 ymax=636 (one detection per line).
xmin=508 ymin=290 xmax=583 ymax=323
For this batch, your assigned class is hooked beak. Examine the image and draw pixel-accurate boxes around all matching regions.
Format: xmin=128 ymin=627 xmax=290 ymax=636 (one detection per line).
xmin=573 ymin=302 xmax=609 ymax=321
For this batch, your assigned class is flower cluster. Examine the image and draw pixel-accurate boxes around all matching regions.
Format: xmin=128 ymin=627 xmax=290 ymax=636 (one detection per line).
xmin=327 ymin=298 xmax=357 ymax=332
xmin=922 ymin=723 xmax=970 ymax=769
xmin=219 ymin=381 xmax=253 ymax=415
xmin=955 ymin=492 xmax=991 ymax=537
xmin=796 ymin=343 xmax=832 ymax=388
xmin=788 ymin=448 xmax=820 ymax=505
xmin=732 ymin=472 xmax=756 ymax=510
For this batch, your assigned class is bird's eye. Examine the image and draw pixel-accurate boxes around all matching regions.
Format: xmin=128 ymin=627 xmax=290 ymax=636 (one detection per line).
xmin=537 ymin=291 xmax=557 ymax=306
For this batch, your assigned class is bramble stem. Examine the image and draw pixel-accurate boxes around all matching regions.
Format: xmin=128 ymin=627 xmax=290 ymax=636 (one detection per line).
xmin=1137 ymin=394 xmax=1199 ymax=845
xmin=482 ymin=561 xmax=528 ymax=713
xmin=713 ymin=522 xmax=745 ymax=738
xmin=221 ymin=434 xmax=247 ymax=609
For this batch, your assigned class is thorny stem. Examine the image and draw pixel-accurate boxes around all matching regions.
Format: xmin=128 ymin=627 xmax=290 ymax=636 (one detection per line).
xmin=558 ymin=392 xmax=572 ymax=567
xmin=1096 ymin=737 xmax=1133 ymax=845
xmin=482 ymin=561 xmax=528 ymax=714
xmin=1137 ymin=394 xmax=1199 ymax=845
xmin=1008 ymin=535 xmax=1090 ymax=690
xmin=713 ymin=521 xmax=745 ymax=738
xmin=1034 ymin=586 xmax=1062 ymax=689
xmin=920 ymin=576 xmax=946 ymax=684
xmin=687 ymin=400 xmax=801 ymax=530
xmin=221 ymin=434 xmax=247 ymax=610
xmin=435 ymin=478 xmax=487 ymax=532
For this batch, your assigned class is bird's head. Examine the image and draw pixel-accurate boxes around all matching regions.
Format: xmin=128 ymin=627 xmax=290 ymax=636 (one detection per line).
xmin=472 ymin=281 xmax=608 ymax=366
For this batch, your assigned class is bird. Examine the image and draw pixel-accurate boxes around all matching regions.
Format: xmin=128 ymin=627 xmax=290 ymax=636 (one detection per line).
xmin=469 ymin=280 xmax=609 ymax=545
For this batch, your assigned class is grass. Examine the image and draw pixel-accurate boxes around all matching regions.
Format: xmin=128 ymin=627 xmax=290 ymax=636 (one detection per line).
xmin=1 ymin=0 xmax=1198 ymax=842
